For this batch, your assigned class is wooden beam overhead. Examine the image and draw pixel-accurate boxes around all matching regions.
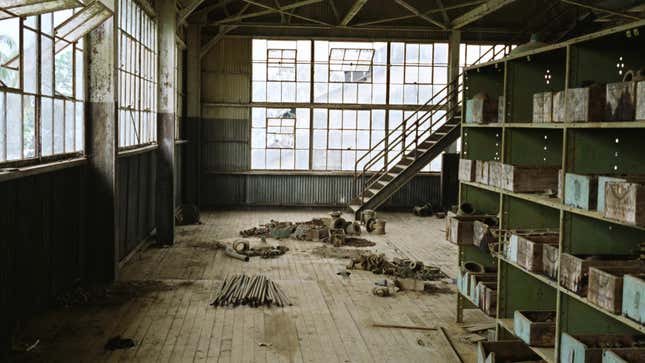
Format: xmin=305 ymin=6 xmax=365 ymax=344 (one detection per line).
xmin=242 ymin=0 xmax=331 ymax=25
xmin=340 ymin=0 xmax=368 ymax=26
xmin=215 ymin=0 xmax=323 ymax=24
xmin=394 ymin=0 xmax=447 ymax=29
xmin=451 ymin=0 xmax=516 ymax=29
xmin=559 ymin=0 xmax=642 ymax=21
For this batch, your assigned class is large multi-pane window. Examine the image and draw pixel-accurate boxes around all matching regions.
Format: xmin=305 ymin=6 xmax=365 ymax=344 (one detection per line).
xmin=251 ymin=39 xmax=509 ymax=172
xmin=389 ymin=42 xmax=448 ymax=106
xmin=251 ymin=107 xmax=309 ymax=169
xmin=252 ymin=40 xmax=311 ymax=103
xmin=313 ymin=41 xmax=387 ymax=104
xmin=117 ymin=0 xmax=157 ymax=149
xmin=0 ymin=10 xmax=84 ymax=164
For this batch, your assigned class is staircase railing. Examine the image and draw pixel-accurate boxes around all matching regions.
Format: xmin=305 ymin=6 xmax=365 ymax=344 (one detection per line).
xmin=352 ymin=45 xmax=512 ymax=205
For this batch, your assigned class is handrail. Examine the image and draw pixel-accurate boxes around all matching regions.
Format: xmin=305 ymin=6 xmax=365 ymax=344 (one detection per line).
xmin=352 ymin=44 xmax=512 ymax=204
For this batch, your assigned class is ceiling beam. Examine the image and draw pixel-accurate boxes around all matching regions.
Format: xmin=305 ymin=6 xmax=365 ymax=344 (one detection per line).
xmin=340 ymin=0 xmax=368 ymax=26
xmin=215 ymin=0 xmax=323 ymax=24
xmin=435 ymin=0 xmax=450 ymax=24
xmin=394 ymin=0 xmax=447 ymax=29
xmin=451 ymin=0 xmax=516 ymax=29
xmin=328 ymin=0 xmax=340 ymax=23
xmin=189 ymin=0 xmax=237 ymax=21
xmin=354 ymin=0 xmax=485 ymax=27
xmin=178 ymin=0 xmax=207 ymax=25
xmin=242 ymin=0 xmax=331 ymax=25
xmin=559 ymin=0 xmax=642 ymax=21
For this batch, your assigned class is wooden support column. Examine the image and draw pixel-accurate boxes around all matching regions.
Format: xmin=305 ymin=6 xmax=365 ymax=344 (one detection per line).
xmin=85 ymin=0 xmax=118 ymax=282
xmin=156 ymin=0 xmax=176 ymax=245
xmin=447 ymin=30 xmax=461 ymax=153
xmin=184 ymin=23 xmax=201 ymax=206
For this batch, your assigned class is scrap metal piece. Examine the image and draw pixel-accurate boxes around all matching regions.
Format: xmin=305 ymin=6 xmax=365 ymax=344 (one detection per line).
xmin=366 ymin=218 xmax=377 ymax=232
xmin=233 ymin=240 xmax=250 ymax=253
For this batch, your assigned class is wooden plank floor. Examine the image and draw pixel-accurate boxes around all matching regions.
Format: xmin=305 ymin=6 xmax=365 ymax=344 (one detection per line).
xmin=13 ymin=209 xmax=492 ymax=363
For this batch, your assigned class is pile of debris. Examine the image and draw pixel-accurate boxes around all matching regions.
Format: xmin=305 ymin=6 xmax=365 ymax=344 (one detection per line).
xmin=348 ymin=253 xmax=447 ymax=281
xmin=210 ymin=274 xmax=291 ymax=308
xmin=215 ymin=240 xmax=289 ymax=262
xmin=238 ymin=211 xmax=380 ymax=247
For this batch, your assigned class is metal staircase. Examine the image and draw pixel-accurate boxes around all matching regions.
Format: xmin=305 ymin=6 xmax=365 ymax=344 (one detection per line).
xmin=349 ymin=45 xmax=512 ymax=218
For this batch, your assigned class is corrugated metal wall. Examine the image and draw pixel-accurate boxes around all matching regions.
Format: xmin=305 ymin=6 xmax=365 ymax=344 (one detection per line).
xmin=202 ymin=173 xmax=440 ymax=208
xmin=199 ymin=37 xmax=441 ymax=209
xmin=0 ymin=165 xmax=86 ymax=348
xmin=117 ymin=150 xmax=157 ymax=260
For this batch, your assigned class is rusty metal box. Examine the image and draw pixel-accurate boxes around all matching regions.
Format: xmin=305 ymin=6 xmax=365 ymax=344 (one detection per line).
xmin=606 ymin=81 xmax=636 ymax=121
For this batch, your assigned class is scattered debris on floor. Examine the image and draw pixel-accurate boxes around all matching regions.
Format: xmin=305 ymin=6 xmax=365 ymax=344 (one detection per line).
xmin=336 ymin=270 xmax=352 ymax=278
xmin=372 ymin=279 xmax=398 ymax=296
xmin=211 ymin=274 xmax=292 ymax=308
xmin=348 ymin=253 xmax=447 ymax=281
xmin=413 ymin=203 xmax=434 ymax=217
xmin=439 ymin=327 xmax=465 ymax=363
xmin=311 ymin=245 xmax=366 ymax=260
xmin=104 ymin=336 xmax=135 ymax=351
xmin=372 ymin=323 xmax=437 ymax=331
xmin=461 ymin=333 xmax=487 ymax=344
xmin=239 ymin=213 xmax=380 ymax=246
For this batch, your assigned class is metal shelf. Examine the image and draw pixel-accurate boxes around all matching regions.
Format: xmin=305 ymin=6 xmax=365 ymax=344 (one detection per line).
xmin=462 ymin=121 xmax=645 ymax=129
xmin=497 ymin=318 xmax=556 ymax=363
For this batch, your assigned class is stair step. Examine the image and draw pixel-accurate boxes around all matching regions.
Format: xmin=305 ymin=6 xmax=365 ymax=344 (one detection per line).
xmin=377 ymin=180 xmax=388 ymax=186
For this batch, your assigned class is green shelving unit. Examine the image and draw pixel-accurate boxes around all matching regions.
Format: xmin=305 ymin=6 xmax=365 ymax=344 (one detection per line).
xmin=457 ymin=20 xmax=645 ymax=363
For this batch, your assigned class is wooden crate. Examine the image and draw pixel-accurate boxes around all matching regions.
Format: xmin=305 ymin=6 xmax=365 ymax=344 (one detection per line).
xmin=558 ymin=169 xmax=563 ymax=199
xmin=565 ymin=173 xmax=598 ymax=210
xmin=479 ymin=282 xmax=497 ymax=316
xmin=465 ymin=94 xmax=498 ymax=124
xmin=501 ymin=164 xmax=559 ymax=193
xmin=476 ymin=160 xmax=490 ymax=185
xmin=459 ymin=158 xmax=476 ymax=182
xmin=606 ymin=81 xmax=636 ymax=121
xmin=470 ymin=273 xmax=497 ymax=302
xmin=533 ymin=93 xmax=545 ymax=123
xmin=513 ymin=310 xmax=556 ymax=347
xmin=560 ymin=253 xmax=641 ymax=296
xmin=477 ymin=341 xmax=541 ymax=363
xmin=604 ymin=181 xmax=645 ymax=226
xmin=543 ymin=243 xmax=559 ymax=280
xmin=603 ymin=348 xmax=645 ymax=363
xmin=474 ymin=280 xmax=496 ymax=307
xmin=489 ymin=161 xmax=503 ymax=188
xmin=516 ymin=233 xmax=559 ymax=273
xmin=498 ymin=96 xmax=506 ymax=123
xmin=637 ymin=81 xmax=645 ymax=121
xmin=622 ymin=273 xmax=645 ymax=324
xmin=560 ymin=333 xmax=644 ymax=363
xmin=553 ymin=90 xmax=566 ymax=122
xmin=544 ymin=91 xmax=553 ymax=123
xmin=588 ymin=266 xmax=644 ymax=314
xmin=566 ymin=85 xmax=605 ymax=122
xmin=532 ymin=92 xmax=553 ymax=123
xmin=597 ymin=176 xmax=628 ymax=213
xmin=447 ymin=215 xmax=474 ymax=245
xmin=473 ymin=220 xmax=498 ymax=248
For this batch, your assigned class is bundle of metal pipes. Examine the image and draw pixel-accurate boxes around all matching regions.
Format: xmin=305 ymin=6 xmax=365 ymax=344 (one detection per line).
xmin=210 ymin=274 xmax=291 ymax=308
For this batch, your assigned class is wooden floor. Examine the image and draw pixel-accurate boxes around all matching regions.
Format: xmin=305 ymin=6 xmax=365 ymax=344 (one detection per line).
xmin=14 ymin=209 xmax=491 ymax=363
